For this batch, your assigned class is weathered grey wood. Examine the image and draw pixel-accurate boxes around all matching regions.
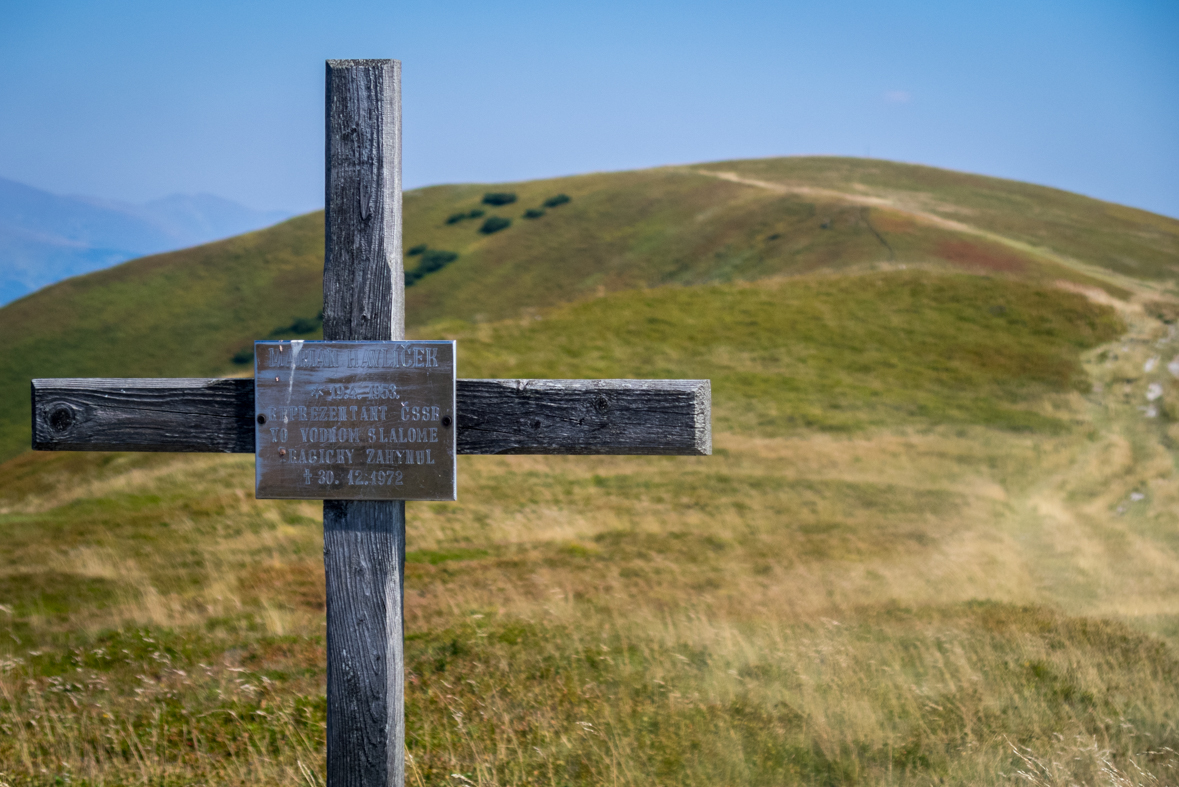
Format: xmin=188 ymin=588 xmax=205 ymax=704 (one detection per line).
xmin=31 ymin=378 xmax=255 ymax=453
xmin=324 ymin=59 xmax=404 ymax=787
xmin=325 ymin=58 xmax=403 ymax=344
xmin=457 ymin=379 xmax=711 ymax=455
xmin=32 ymin=378 xmax=712 ymax=456
xmin=322 ymin=499 xmax=405 ymax=787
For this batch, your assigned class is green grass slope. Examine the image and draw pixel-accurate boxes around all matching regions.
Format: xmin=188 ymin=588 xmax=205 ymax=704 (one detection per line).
xmin=4 ymin=157 xmax=1179 ymax=784
xmin=5 ymin=268 xmax=1179 ymax=784
xmin=397 ymin=162 xmax=1157 ymax=325
xmin=2 ymin=156 xmax=1177 ymax=462
xmin=440 ymin=272 xmax=1121 ymax=434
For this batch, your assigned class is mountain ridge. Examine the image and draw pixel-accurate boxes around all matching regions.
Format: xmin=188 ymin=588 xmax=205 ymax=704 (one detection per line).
xmin=0 ymin=176 xmax=291 ymax=305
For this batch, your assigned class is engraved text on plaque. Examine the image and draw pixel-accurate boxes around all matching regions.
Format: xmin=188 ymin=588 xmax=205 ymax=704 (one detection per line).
xmin=254 ymin=340 xmax=456 ymax=500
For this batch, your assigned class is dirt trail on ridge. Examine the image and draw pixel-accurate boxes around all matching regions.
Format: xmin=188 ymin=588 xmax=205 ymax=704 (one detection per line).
xmin=690 ymin=168 xmax=1161 ymax=297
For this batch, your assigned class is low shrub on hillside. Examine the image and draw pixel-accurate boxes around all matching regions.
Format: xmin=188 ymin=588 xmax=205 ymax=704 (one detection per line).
xmin=523 ymin=208 xmax=545 ymax=219
xmin=482 ymin=192 xmax=517 ymax=206
xmin=405 ymin=250 xmax=459 ymax=286
xmin=231 ymin=348 xmax=253 ymax=365
xmin=407 ymin=244 xmax=427 ymax=256
xmin=543 ymin=193 xmax=571 ymax=208
xmin=480 ymin=217 xmax=511 ymax=234
xmin=269 ymin=311 xmax=323 ymax=337
xmin=288 ymin=317 xmax=320 ymax=334
xmin=419 ymin=249 xmax=458 ymax=272
xmin=446 ymin=209 xmax=486 ymax=225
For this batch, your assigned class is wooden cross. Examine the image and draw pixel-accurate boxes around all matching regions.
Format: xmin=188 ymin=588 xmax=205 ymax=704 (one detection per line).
xmin=29 ymin=60 xmax=711 ymax=787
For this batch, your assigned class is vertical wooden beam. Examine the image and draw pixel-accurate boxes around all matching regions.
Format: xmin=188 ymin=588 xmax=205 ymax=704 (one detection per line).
xmin=323 ymin=59 xmax=405 ymax=787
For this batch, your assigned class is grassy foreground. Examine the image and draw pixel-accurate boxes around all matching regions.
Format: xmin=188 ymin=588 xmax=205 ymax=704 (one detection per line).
xmin=4 ymin=271 xmax=1179 ymax=785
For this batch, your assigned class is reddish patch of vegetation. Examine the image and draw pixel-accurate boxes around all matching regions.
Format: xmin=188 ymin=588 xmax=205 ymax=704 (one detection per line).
xmin=936 ymin=238 xmax=1030 ymax=273
xmin=872 ymin=210 xmax=918 ymax=234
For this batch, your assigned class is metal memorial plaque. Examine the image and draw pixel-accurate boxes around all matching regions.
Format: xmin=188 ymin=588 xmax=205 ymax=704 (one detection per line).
xmin=254 ymin=340 xmax=456 ymax=501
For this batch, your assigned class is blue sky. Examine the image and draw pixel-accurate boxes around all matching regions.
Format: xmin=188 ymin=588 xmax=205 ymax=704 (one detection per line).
xmin=1 ymin=0 xmax=1176 ymax=217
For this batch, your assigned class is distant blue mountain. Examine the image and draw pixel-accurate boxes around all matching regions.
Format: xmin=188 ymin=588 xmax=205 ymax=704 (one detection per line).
xmin=0 ymin=178 xmax=292 ymax=305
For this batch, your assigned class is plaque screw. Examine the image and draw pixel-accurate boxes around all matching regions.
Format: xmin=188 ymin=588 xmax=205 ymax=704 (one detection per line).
xmin=279 ymin=448 xmax=287 ymax=456
xmin=257 ymin=414 xmax=267 ymax=425
xmin=275 ymin=376 xmax=280 ymax=382
xmin=441 ymin=415 xmax=452 ymax=428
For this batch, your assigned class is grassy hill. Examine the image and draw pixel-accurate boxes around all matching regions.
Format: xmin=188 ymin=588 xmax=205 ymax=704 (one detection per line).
xmin=2 ymin=156 xmax=1177 ymax=462
xmin=2 ymin=157 xmax=1179 ymax=785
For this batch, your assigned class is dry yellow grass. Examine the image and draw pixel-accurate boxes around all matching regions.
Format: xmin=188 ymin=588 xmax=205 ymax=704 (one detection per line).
xmin=2 ymin=276 xmax=1179 ymax=784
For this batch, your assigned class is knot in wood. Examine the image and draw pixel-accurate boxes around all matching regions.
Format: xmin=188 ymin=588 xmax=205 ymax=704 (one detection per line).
xmin=48 ymin=405 xmax=75 ymax=434
xmin=593 ymin=395 xmax=610 ymax=414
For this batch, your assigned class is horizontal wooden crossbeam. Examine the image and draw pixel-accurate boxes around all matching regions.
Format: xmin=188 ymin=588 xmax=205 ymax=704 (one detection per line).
xmin=32 ymin=378 xmax=711 ymax=456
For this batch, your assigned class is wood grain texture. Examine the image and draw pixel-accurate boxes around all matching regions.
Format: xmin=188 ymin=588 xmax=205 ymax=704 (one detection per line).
xmin=325 ymin=59 xmax=405 ymax=787
xmin=33 ymin=378 xmax=712 ymax=456
xmin=457 ymin=379 xmax=711 ymax=456
xmin=325 ymin=59 xmax=403 ymax=344
xmin=31 ymin=378 xmax=255 ymax=453
xmin=323 ymin=500 xmax=405 ymax=787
